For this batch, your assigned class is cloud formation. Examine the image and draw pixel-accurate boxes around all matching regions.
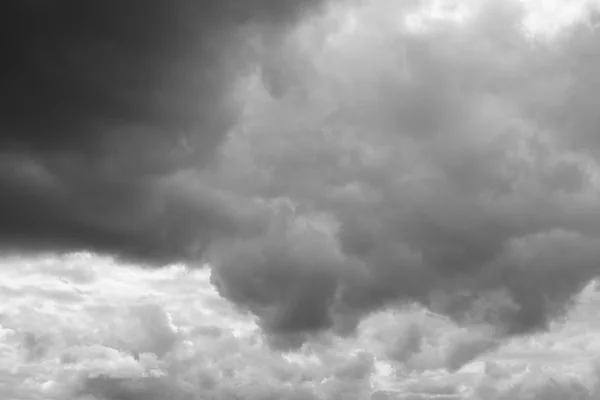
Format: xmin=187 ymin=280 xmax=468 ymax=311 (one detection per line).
xmin=6 ymin=254 xmax=600 ymax=399
xmin=206 ymin=0 xmax=600 ymax=346
xmin=5 ymin=0 xmax=600 ymax=371
xmin=0 ymin=254 xmax=382 ymax=399
xmin=0 ymin=0 xmax=330 ymax=264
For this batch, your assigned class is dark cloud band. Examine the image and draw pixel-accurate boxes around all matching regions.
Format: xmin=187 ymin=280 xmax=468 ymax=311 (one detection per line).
xmin=0 ymin=0 xmax=329 ymax=264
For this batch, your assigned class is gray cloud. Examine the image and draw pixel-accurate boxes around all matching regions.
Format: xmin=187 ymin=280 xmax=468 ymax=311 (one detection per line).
xmin=206 ymin=0 xmax=600 ymax=348
xmin=0 ymin=0 xmax=332 ymax=264
xmin=387 ymin=323 xmax=423 ymax=364
xmin=5 ymin=0 xmax=600 ymax=366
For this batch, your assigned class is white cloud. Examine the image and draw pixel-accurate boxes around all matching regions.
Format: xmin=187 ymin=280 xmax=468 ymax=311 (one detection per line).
xmin=3 ymin=254 xmax=600 ymax=399
xmin=0 ymin=253 xmax=382 ymax=399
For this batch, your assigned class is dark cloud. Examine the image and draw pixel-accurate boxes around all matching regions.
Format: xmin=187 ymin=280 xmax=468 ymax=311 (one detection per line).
xmin=0 ymin=0 xmax=330 ymax=264
xmin=206 ymin=0 xmax=600 ymax=348
xmin=6 ymin=0 xmax=600 ymax=367
xmin=208 ymin=211 xmax=341 ymax=346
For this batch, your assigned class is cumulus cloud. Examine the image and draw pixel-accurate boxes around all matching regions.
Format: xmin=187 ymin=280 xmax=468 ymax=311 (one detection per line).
xmin=5 ymin=0 xmax=600 ymax=398
xmin=204 ymin=0 xmax=600 ymax=347
xmin=4 ymin=0 xmax=600 ymax=353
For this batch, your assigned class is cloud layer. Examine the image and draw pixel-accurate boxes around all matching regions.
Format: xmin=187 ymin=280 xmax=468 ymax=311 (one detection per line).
xmin=4 ymin=0 xmax=600 ymax=377
xmin=0 ymin=0 xmax=329 ymax=264
xmin=3 ymin=254 xmax=600 ymax=399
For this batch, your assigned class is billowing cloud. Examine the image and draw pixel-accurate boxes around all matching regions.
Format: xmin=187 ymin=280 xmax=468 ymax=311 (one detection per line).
xmin=204 ymin=0 xmax=600 ymax=346
xmin=4 ymin=0 xmax=600 ymax=351
xmin=5 ymin=0 xmax=600 ymax=398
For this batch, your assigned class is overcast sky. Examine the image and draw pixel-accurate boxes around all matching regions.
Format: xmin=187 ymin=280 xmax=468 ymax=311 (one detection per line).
xmin=3 ymin=0 xmax=600 ymax=399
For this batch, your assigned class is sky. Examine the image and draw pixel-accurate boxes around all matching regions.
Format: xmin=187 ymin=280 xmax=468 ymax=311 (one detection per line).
xmin=3 ymin=0 xmax=600 ymax=398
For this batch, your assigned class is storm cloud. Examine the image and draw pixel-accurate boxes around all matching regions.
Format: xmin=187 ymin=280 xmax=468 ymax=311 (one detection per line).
xmin=0 ymin=0 xmax=329 ymax=264
xmin=5 ymin=0 xmax=600 ymax=359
